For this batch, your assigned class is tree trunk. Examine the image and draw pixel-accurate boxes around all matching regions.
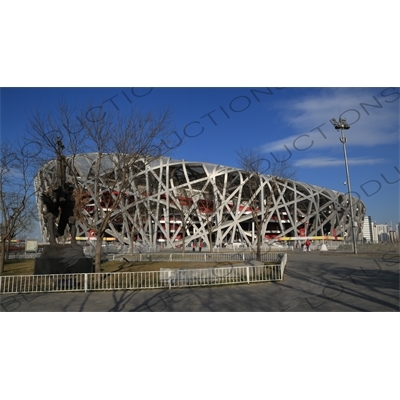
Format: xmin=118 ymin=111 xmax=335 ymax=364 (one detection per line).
xmin=5 ymin=239 xmax=11 ymax=260
xmin=256 ymin=230 xmax=262 ymax=261
xmin=208 ymin=229 xmax=213 ymax=254
xmin=0 ymin=239 xmax=6 ymax=274
xmin=128 ymin=227 xmax=135 ymax=254
xmin=181 ymin=227 xmax=186 ymax=255
xmin=94 ymin=237 xmax=103 ymax=273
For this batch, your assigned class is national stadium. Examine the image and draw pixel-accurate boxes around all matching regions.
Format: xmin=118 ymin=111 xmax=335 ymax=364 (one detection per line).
xmin=35 ymin=154 xmax=365 ymax=249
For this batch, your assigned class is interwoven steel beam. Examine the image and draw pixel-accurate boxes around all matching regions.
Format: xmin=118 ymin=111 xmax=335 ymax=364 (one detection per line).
xmin=35 ymin=154 xmax=365 ymax=248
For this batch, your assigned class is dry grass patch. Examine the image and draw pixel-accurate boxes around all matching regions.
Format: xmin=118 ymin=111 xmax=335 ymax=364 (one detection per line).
xmin=1 ymin=259 xmax=36 ymax=276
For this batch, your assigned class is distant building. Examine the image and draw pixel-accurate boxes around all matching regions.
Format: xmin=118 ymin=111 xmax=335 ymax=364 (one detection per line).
xmin=371 ymin=222 xmax=378 ymax=243
xmin=388 ymin=230 xmax=398 ymax=243
xmin=362 ymin=216 xmax=374 ymax=243
xmin=376 ymin=224 xmax=389 ymax=242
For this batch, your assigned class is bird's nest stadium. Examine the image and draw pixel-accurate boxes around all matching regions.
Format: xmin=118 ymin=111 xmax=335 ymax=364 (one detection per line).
xmin=35 ymin=154 xmax=365 ymax=249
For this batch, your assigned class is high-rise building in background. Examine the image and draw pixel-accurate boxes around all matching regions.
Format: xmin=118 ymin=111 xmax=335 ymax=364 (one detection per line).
xmin=388 ymin=230 xmax=398 ymax=242
xmin=376 ymin=224 xmax=389 ymax=242
xmin=362 ymin=216 xmax=373 ymax=243
xmin=372 ymin=222 xmax=379 ymax=243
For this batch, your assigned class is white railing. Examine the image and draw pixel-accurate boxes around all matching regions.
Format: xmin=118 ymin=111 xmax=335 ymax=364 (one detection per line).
xmin=110 ymin=251 xmax=285 ymax=263
xmin=6 ymin=252 xmax=40 ymax=259
xmin=5 ymin=248 xmax=288 ymax=261
xmin=0 ymin=255 xmax=287 ymax=294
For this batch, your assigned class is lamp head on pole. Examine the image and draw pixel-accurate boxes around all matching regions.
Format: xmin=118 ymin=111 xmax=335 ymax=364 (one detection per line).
xmin=331 ymin=117 xmax=350 ymax=130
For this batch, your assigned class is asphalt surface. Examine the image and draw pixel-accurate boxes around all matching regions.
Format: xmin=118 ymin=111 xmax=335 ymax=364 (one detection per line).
xmin=1 ymin=250 xmax=399 ymax=312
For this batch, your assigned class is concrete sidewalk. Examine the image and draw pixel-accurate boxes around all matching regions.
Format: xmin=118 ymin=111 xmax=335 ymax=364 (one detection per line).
xmin=1 ymin=251 xmax=399 ymax=311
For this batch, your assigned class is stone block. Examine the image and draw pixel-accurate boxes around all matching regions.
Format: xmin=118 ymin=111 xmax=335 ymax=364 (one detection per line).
xmin=34 ymin=244 xmax=93 ymax=274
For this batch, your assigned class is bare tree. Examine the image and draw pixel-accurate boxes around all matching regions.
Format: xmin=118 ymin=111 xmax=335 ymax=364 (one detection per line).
xmin=236 ymin=147 xmax=297 ymax=261
xmin=0 ymin=141 xmax=37 ymax=272
xmin=269 ymin=158 xmax=297 ymax=180
xmin=28 ymin=104 xmax=175 ymax=273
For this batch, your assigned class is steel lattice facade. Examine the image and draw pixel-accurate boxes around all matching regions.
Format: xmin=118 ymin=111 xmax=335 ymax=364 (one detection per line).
xmin=35 ymin=154 xmax=365 ymax=248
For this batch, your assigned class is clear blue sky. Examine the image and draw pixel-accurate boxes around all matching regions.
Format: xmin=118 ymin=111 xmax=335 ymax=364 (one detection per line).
xmin=1 ymin=87 xmax=399 ymax=233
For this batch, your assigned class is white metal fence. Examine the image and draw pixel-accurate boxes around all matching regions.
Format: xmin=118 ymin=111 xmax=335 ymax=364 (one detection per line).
xmin=0 ymin=253 xmax=287 ymax=294
xmin=110 ymin=251 xmax=286 ymax=263
xmin=6 ymin=248 xmax=291 ymax=260
xmin=6 ymin=252 xmax=40 ymax=260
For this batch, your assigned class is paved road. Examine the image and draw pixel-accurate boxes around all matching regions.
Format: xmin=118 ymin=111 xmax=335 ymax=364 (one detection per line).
xmin=1 ymin=251 xmax=399 ymax=311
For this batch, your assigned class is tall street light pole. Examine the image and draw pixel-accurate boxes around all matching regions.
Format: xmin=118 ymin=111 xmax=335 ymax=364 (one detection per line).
xmin=331 ymin=117 xmax=358 ymax=254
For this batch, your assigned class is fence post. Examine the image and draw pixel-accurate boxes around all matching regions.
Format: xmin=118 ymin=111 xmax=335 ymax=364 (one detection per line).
xmin=169 ymin=254 xmax=172 ymax=262
xmin=84 ymin=274 xmax=88 ymax=293
xmin=242 ymin=253 xmax=245 ymax=261
xmin=0 ymin=276 xmax=2 ymax=294
xmin=246 ymin=266 xmax=250 ymax=284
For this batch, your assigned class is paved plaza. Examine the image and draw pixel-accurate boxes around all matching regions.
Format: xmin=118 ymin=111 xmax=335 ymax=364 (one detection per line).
xmin=1 ymin=250 xmax=399 ymax=312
